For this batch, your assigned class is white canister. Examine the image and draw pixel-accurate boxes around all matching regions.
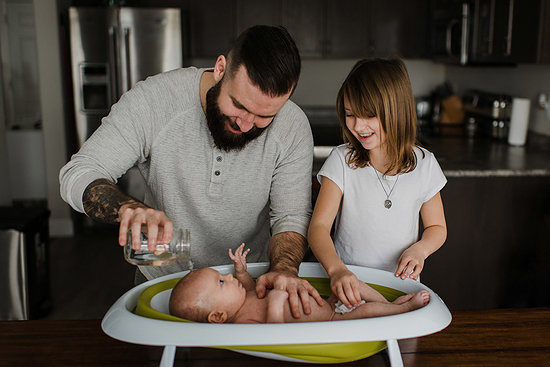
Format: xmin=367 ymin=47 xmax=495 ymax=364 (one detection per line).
xmin=508 ymin=98 xmax=531 ymax=146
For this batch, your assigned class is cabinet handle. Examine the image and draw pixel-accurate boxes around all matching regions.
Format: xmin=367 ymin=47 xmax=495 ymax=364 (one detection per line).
xmin=108 ymin=26 xmax=119 ymax=102
xmin=505 ymin=0 xmax=514 ymax=56
xmin=446 ymin=19 xmax=459 ymax=57
xmin=460 ymin=2 xmax=470 ymax=65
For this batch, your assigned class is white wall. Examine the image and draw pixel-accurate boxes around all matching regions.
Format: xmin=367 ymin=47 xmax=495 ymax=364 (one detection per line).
xmin=294 ymin=59 xmax=447 ymax=107
xmin=33 ymin=0 xmax=73 ymax=236
xmin=193 ymin=57 xmax=447 ymax=107
xmin=446 ymin=63 xmax=550 ymax=136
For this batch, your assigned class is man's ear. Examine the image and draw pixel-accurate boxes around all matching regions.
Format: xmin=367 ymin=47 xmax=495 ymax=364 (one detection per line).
xmin=213 ymin=55 xmax=226 ymax=83
xmin=207 ymin=310 xmax=227 ymax=323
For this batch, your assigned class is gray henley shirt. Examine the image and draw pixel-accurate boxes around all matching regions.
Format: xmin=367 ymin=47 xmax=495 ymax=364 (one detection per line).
xmin=59 ymin=67 xmax=313 ymax=280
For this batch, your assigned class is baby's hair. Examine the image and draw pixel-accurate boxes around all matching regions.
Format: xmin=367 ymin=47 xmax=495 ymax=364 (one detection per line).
xmin=336 ymin=58 xmax=420 ymax=175
xmin=169 ymin=270 xmax=211 ymax=322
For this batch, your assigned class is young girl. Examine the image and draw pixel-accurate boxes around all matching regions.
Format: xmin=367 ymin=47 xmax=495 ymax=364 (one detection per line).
xmin=308 ymin=58 xmax=447 ymax=309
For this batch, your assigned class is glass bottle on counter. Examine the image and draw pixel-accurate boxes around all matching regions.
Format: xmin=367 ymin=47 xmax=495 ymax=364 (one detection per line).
xmin=124 ymin=228 xmax=193 ymax=268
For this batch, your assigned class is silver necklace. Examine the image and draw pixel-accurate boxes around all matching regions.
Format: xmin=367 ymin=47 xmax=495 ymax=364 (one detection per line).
xmin=372 ymin=166 xmax=399 ymax=209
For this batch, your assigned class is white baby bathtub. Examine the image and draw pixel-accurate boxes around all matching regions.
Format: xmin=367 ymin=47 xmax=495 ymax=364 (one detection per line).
xmin=102 ymin=262 xmax=452 ymax=366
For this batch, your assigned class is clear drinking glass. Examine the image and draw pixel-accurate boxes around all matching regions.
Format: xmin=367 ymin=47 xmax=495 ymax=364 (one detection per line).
xmin=124 ymin=228 xmax=193 ymax=268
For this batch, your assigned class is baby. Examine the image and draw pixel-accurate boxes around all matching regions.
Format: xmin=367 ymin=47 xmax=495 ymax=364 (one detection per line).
xmin=169 ymin=244 xmax=429 ymax=323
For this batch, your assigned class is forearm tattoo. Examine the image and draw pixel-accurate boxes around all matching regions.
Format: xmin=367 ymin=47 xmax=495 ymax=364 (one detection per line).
xmin=268 ymin=232 xmax=308 ymax=276
xmin=82 ymin=178 xmax=144 ymax=224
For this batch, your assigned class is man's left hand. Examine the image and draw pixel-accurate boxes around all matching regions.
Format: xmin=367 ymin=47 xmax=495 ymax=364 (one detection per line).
xmin=256 ymin=271 xmax=324 ymax=318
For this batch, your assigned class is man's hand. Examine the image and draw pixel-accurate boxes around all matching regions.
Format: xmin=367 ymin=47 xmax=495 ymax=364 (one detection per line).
xmin=256 ymin=271 xmax=324 ymax=319
xmin=82 ymin=178 xmax=174 ymax=251
xmin=118 ymin=204 xmax=173 ymax=251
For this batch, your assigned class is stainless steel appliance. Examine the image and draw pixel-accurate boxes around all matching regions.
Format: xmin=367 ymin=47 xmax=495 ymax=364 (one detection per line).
xmin=429 ymin=0 xmax=538 ymax=65
xmin=0 ymin=207 xmax=50 ymax=320
xmin=68 ymin=6 xmax=183 ymax=202
xmin=69 ymin=6 xmax=183 ymax=148
xmin=463 ymin=90 xmax=512 ymax=139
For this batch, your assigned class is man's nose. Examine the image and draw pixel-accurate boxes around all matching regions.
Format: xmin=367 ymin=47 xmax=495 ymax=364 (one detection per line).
xmin=235 ymin=111 xmax=255 ymax=132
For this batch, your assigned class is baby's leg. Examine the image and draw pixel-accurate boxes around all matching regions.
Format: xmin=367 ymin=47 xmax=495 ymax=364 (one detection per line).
xmin=393 ymin=293 xmax=415 ymax=304
xmin=357 ymin=282 xmax=390 ymax=304
xmin=332 ymin=291 xmax=430 ymax=320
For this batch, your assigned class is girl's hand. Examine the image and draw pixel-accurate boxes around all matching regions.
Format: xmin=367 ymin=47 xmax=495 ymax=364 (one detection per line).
xmin=228 ymin=243 xmax=250 ymax=274
xmin=396 ymin=246 xmax=426 ymax=280
xmin=330 ymin=268 xmax=363 ymax=308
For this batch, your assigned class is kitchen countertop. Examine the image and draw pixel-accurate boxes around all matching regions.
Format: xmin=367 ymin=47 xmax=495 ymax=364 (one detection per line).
xmin=2 ymin=308 xmax=549 ymax=366
xmin=313 ymin=132 xmax=550 ymax=178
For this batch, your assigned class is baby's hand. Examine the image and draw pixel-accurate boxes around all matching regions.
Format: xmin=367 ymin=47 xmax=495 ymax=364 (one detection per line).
xmin=228 ymin=243 xmax=250 ymax=274
xmin=267 ymin=289 xmax=289 ymax=303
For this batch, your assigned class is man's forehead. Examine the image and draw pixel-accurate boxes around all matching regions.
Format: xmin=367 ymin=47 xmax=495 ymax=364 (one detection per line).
xmin=222 ymin=68 xmax=290 ymax=116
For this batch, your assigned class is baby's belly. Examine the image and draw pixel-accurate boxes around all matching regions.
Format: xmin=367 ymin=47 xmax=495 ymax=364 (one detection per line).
xmin=283 ymin=296 xmax=334 ymax=323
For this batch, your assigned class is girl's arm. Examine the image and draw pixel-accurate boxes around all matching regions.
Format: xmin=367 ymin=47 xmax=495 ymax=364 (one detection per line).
xmin=396 ymin=192 xmax=447 ymax=280
xmin=228 ymin=243 xmax=256 ymax=291
xmin=308 ymin=177 xmax=364 ymax=308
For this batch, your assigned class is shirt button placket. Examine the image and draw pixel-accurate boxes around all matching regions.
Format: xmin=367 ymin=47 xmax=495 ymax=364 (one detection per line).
xmin=209 ymin=151 xmax=224 ymax=196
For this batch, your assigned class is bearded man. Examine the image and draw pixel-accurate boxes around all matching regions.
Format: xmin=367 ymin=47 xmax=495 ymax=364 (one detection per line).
xmin=59 ymin=25 xmax=321 ymax=317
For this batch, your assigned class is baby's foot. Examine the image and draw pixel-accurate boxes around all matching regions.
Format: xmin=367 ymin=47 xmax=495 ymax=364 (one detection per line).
xmin=393 ymin=293 xmax=414 ymax=304
xmin=407 ymin=290 xmax=430 ymax=310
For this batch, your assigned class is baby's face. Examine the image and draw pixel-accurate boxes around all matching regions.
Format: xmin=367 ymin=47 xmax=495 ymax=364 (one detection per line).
xmin=195 ymin=268 xmax=246 ymax=315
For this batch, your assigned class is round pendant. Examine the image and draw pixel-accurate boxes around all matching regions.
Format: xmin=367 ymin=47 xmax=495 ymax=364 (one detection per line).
xmin=384 ymin=199 xmax=392 ymax=209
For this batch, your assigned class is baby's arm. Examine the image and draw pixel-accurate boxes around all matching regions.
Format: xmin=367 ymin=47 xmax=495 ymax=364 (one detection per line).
xmin=228 ymin=243 xmax=255 ymax=291
xmin=266 ymin=290 xmax=289 ymax=323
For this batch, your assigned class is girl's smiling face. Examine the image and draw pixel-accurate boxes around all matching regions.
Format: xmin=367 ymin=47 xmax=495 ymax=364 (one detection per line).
xmin=344 ymin=102 xmax=386 ymax=152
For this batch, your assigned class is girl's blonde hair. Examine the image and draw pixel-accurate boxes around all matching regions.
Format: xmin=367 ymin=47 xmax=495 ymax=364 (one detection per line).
xmin=336 ymin=58 xmax=419 ymax=175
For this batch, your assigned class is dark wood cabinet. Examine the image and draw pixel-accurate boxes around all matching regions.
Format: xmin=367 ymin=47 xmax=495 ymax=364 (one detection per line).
xmin=537 ymin=0 xmax=550 ymax=64
xmin=370 ymin=0 xmax=429 ymax=58
xmin=422 ymin=175 xmax=550 ymax=310
xmin=185 ymin=0 xmax=429 ymax=59
xmin=324 ymin=0 xmax=369 ymax=57
xmin=186 ymin=0 xmax=236 ymax=58
xmin=235 ymin=0 xmax=281 ymax=35
xmin=281 ymin=0 xmax=324 ymax=58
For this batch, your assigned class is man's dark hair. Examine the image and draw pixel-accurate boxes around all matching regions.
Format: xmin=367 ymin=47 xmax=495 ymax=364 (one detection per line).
xmin=226 ymin=25 xmax=301 ymax=97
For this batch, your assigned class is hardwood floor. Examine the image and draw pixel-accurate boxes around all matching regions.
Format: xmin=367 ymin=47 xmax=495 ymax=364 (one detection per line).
xmin=42 ymin=225 xmax=136 ymax=320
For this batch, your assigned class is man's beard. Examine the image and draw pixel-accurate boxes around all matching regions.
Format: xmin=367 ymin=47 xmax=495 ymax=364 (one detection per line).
xmin=205 ymin=81 xmax=267 ymax=152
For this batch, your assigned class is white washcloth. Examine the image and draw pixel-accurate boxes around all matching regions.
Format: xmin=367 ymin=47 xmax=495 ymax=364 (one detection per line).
xmin=334 ymin=300 xmax=366 ymax=314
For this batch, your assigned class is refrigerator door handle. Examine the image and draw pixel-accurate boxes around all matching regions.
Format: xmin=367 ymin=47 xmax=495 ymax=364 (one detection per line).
xmin=108 ymin=26 xmax=119 ymax=102
xmin=122 ymin=27 xmax=132 ymax=94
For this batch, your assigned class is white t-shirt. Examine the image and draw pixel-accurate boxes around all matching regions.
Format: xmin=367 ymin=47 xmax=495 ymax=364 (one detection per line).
xmin=317 ymin=144 xmax=447 ymax=273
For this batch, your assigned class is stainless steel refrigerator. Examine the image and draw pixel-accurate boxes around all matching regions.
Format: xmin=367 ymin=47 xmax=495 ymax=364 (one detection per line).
xmin=68 ymin=6 xmax=183 ymax=201
xmin=69 ymin=6 xmax=183 ymax=148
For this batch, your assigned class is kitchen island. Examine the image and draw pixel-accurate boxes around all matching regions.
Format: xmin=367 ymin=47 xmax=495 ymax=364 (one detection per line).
xmin=311 ymin=133 xmax=550 ymax=310
xmin=1 ymin=308 xmax=548 ymax=366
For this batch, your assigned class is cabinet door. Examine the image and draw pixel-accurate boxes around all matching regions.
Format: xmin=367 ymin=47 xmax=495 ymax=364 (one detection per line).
xmin=325 ymin=0 xmax=369 ymax=57
xmin=538 ymin=0 xmax=550 ymax=63
xmin=236 ymin=0 xmax=282 ymax=34
xmin=510 ymin=0 xmax=544 ymax=64
xmin=371 ymin=0 xmax=429 ymax=58
xmin=281 ymin=0 xmax=324 ymax=58
xmin=187 ymin=0 xmax=236 ymax=58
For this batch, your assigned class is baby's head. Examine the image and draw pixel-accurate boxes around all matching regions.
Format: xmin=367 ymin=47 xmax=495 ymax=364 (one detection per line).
xmin=169 ymin=267 xmax=246 ymax=323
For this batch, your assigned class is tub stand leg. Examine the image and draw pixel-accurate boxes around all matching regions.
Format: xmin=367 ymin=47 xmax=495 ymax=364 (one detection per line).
xmin=159 ymin=345 xmax=176 ymax=367
xmin=386 ymin=339 xmax=404 ymax=367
